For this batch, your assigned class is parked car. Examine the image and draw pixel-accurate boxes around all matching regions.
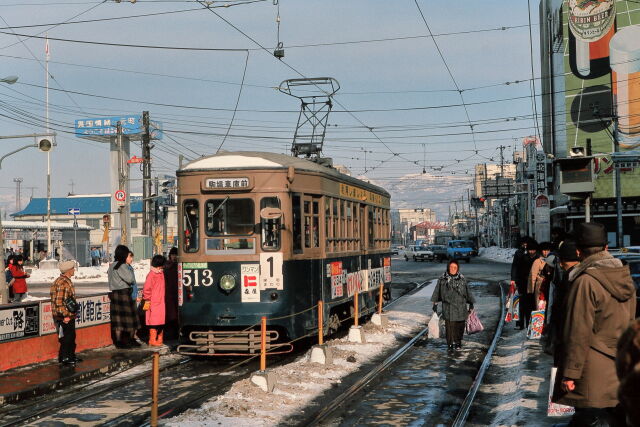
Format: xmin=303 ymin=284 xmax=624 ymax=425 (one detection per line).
xmin=447 ymin=240 xmax=473 ymax=263
xmin=404 ymin=245 xmax=434 ymax=262
xmin=427 ymin=245 xmax=448 ymax=262
xmin=391 ymin=245 xmax=404 ymax=255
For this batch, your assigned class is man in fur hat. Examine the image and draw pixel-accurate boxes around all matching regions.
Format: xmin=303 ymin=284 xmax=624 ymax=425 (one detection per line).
xmin=553 ymin=223 xmax=635 ymax=426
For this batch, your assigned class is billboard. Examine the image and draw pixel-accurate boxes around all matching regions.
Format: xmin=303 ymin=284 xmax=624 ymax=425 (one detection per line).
xmin=563 ymin=1 xmax=640 ymax=198
xmin=75 ymin=115 xmax=163 ymax=140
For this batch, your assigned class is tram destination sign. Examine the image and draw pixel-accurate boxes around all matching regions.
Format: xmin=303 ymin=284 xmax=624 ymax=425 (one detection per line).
xmin=203 ymin=177 xmax=251 ymax=190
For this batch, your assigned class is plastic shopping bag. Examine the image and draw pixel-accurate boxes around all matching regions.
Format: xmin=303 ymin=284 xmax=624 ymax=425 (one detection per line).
xmin=428 ymin=311 xmax=440 ymax=339
xmin=465 ymin=309 xmax=484 ymax=334
xmin=505 ymin=292 xmax=514 ymax=323
xmin=528 ymin=310 xmax=545 ymax=339
xmin=547 ymin=366 xmax=575 ymax=417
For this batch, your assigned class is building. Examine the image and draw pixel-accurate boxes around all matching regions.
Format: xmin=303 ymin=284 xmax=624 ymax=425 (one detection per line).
xmin=397 ymin=208 xmax=437 ymax=244
xmin=473 ymin=163 xmax=516 ymax=199
xmin=12 ymin=194 xmax=177 ymax=250
xmin=539 ymin=0 xmax=640 ymax=246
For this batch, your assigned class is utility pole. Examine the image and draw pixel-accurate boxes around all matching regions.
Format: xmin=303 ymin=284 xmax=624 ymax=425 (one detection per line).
xmin=142 ymin=111 xmax=152 ymax=236
xmin=13 ymin=178 xmax=22 ymax=212
xmin=117 ymin=122 xmax=128 ymax=245
xmin=498 ymin=145 xmax=506 ymax=178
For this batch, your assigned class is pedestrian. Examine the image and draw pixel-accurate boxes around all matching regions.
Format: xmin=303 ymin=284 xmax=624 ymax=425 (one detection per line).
xmin=9 ymin=255 xmax=30 ymax=302
xmin=616 ymin=318 xmax=640 ymax=427
xmin=552 ymin=222 xmax=636 ymax=426
xmin=91 ymin=247 xmax=100 ymax=266
xmin=5 ymin=255 xmax=16 ymax=303
xmin=528 ymin=241 xmax=554 ymax=312
xmin=108 ymin=245 xmax=141 ymax=349
xmin=143 ymin=254 xmax=166 ymax=347
xmin=512 ymin=238 xmax=538 ymax=329
xmin=163 ymin=247 xmax=179 ymax=341
xmin=431 ymin=260 xmax=475 ymax=350
xmin=549 ymin=239 xmax=579 ymax=365
xmin=50 ymin=261 xmax=80 ymax=365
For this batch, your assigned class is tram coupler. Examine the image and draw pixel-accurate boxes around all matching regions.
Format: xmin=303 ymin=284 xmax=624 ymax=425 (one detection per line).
xmin=309 ymin=344 xmax=333 ymax=365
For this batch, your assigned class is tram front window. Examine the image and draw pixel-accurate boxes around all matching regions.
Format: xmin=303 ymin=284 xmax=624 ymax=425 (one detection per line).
xmin=205 ymin=198 xmax=254 ymax=236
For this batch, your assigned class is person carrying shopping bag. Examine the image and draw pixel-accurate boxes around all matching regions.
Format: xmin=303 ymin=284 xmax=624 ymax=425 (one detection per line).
xmin=432 ymin=260 xmax=475 ymax=350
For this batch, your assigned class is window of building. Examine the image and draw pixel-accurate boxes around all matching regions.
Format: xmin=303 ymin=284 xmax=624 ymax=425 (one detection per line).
xmin=131 ymin=218 xmax=138 ymax=230
xmin=85 ymin=218 xmax=100 ymax=229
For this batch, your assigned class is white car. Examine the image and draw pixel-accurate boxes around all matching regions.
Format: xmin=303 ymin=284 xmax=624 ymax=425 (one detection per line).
xmin=404 ymin=245 xmax=434 ymax=262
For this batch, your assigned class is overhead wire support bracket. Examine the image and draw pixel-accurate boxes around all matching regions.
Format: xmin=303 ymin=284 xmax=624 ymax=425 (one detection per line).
xmin=278 ymin=77 xmax=340 ymax=158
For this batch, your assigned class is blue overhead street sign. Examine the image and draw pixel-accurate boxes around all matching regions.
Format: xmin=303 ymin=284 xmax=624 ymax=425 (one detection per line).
xmin=68 ymin=208 xmax=80 ymax=215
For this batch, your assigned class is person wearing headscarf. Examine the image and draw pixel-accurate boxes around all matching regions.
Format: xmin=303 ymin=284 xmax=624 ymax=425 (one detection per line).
xmin=108 ymin=245 xmax=141 ymax=348
xmin=431 ymin=260 xmax=475 ymax=350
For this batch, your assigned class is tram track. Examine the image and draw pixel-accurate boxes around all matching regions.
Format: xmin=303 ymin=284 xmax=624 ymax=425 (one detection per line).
xmin=306 ymin=279 xmax=506 ymax=426
xmin=0 ymin=281 xmax=421 ymax=426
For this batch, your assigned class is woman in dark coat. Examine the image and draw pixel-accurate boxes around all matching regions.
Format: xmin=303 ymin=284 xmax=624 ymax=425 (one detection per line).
xmin=163 ymin=247 xmax=179 ymax=340
xmin=108 ymin=245 xmax=141 ymax=348
xmin=431 ymin=260 xmax=475 ymax=350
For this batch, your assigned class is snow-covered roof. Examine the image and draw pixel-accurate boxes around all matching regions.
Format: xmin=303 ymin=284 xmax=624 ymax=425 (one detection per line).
xmin=2 ymin=220 xmax=93 ymax=231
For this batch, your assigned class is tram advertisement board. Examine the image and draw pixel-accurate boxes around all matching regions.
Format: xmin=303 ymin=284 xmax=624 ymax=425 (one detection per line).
xmin=561 ymin=1 xmax=640 ymax=198
xmin=0 ymin=303 xmax=39 ymax=342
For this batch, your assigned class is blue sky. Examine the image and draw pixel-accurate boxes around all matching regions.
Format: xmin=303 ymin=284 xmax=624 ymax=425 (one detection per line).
xmin=0 ymin=0 xmax=542 ymax=220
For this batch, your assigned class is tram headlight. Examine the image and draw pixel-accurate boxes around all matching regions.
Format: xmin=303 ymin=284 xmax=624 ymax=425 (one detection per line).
xmin=219 ymin=274 xmax=236 ymax=292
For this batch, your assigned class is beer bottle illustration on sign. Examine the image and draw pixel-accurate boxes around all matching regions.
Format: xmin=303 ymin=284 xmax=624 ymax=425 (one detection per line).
xmin=610 ymin=25 xmax=640 ymax=148
xmin=568 ymin=0 xmax=616 ymax=79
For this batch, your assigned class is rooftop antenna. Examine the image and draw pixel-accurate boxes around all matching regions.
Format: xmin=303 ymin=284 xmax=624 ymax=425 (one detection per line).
xmin=278 ymin=77 xmax=340 ymax=159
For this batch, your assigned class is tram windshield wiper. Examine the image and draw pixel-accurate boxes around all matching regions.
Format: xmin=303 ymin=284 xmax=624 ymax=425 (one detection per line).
xmin=209 ymin=196 xmax=230 ymax=218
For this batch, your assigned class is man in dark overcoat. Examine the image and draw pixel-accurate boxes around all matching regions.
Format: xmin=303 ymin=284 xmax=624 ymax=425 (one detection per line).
xmin=511 ymin=238 xmax=538 ymax=329
xmin=553 ymin=222 xmax=636 ymax=426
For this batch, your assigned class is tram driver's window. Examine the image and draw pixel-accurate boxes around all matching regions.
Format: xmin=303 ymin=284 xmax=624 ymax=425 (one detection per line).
xmin=183 ymin=200 xmax=199 ymax=253
xmin=292 ymin=195 xmax=302 ymax=253
xmin=260 ymin=197 xmax=281 ymax=251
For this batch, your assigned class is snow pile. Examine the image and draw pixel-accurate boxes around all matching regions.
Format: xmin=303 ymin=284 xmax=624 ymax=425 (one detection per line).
xmin=479 ymin=246 xmax=516 ymax=264
xmin=166 ymin=285 xmax=435 ymax=426
xmin=28 ymin=259 xmax=151 ymax=285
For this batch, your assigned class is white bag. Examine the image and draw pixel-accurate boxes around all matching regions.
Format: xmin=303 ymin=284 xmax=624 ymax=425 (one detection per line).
xmin=547 ymin=366 xmax=575 ymax=417
xmin=428 ymin=312 xmax=440 ymax=339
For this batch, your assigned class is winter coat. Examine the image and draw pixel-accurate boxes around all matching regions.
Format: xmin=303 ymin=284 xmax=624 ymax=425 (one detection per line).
xmin=553 ymin=251 xmax=637 ymax=409
xmin=431 ymin=272 xmax=475 ymax=322
xmin=513 ymin=252 xmax=538 ymax=294
xmin=143 ymin=268 xmax=165 ymax=326
xmin=510 ymin=248 xmax=526 ymax=282
xmin=9 ymin=264 xmax=28 ymax=293
xmin=163 ymin=260 xmax=179 ymax=324
xmin=529 ymin=256 xmax=554 ymax=304
xmin=108 ymin=262 xmax=135 ymax=291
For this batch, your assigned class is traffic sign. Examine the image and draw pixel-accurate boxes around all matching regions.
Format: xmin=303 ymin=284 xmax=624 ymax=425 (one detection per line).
xmin=114 ymin=190 xmax=126 ymax=206
xmin=127 ymin=155 xmax=144 ymax=164
xmin=67 ymin=208 xmax=80 ymax=215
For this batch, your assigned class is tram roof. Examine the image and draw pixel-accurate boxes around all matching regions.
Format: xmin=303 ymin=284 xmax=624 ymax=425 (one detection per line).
xmin=180 ymin=151 xmax=390 ymax=197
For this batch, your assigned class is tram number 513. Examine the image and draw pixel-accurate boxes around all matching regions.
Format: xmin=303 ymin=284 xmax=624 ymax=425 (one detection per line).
xmin=183 ymin=269 xmax=215 ymax=287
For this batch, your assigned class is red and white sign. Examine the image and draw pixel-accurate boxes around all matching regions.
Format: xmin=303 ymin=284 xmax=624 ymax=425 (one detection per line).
xmin=127 ymin=155 xmax=144 ymax=164
xmin=114 ymin=190 xmax=126 ymax=205
xmin=241 ymin=264 xmax=260 ymax=302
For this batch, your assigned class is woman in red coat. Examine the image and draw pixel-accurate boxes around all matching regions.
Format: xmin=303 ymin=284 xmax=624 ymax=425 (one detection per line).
xmin=143 ymin=255 xmax=166 ymax=346
xmin=9 ymin=255 xmax=30 ymax=302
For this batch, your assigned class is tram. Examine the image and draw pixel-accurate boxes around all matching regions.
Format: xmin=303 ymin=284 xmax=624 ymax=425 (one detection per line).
xmin=176 ymin=151 xmax=392 ymax=355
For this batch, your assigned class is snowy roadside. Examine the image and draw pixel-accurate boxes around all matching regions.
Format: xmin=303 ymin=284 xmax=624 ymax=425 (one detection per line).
xmin=165 ymin=280 xmax=438 ymax=427
xmin=479 ymin=246 xmax=516 ymax=264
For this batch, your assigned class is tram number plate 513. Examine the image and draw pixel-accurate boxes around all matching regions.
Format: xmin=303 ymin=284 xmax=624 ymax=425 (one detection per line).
xmin=182 ymin=269 xmax=214 ymax=287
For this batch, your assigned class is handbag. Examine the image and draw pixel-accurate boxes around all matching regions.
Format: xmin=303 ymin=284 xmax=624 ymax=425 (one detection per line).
xmin=465 ymin=309 xmax=484 ymax=334
xmin=64 ymin=296 xmax=79 ymax=314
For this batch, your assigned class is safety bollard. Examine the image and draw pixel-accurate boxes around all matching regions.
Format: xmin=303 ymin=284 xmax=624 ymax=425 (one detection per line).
xmin=354 ymin=290 xmax=359 ymax=327
xmin=260 ymin=316 xmax=267 ymax=371
xmin=318 ymin=300 xmax=324 ymax=345
xmin=378 ymin=283 xmax=384 ymax=314
xmin=372 ymin=283 xmax=390 ymax=328
xmin=151 ymin=352 xmax=159 ymax=427
xmin=251 ymin=316 xmax=278 ymax=392
xmin=348 ymin=290 xmax=365 ymax=343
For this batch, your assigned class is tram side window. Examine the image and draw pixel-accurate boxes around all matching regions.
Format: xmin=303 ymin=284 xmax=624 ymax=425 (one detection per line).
xmin=183 ymin=200 xmax=199 ymax=253
xmin=292 ymin=194 xmax=302 ymax=253
xmin=260 ymin=197 xmax=281 ymax=251
xmin=368 ymin=207 xmax=375 ymax=249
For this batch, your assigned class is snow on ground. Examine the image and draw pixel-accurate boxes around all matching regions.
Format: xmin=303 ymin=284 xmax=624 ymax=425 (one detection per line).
xmin=479 ymin=246 xmax=516 ymax=264
xmin=28 ymin=259 xmax=151 ymax=285
xmin=165 ymin=283 xmax=436 ymax=427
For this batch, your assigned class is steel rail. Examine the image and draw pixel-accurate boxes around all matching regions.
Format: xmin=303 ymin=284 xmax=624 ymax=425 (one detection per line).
xmin=451 ymin=281 xmax=506 ymax=426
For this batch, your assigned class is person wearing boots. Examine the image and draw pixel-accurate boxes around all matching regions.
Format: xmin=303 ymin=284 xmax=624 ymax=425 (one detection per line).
xmin=431 ymin=260 xmax=475 ymax=350
xmin=143 ymin=255 xmax=166 ymax=347
xmin=552 ymin=222 xmax=636 ymax=426
xmin=515 ymin=239 xmax=539 ymax=330
xmin=50 ymin=261 xmax=80 ymax=365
